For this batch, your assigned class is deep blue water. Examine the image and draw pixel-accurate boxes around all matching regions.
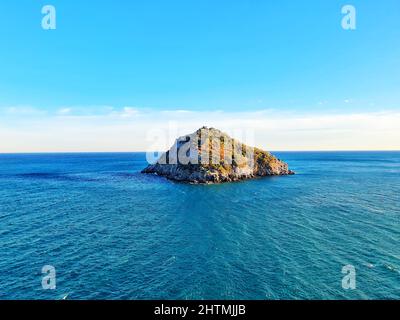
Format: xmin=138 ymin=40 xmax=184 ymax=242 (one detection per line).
xmin=0 ymin=152 xmax=399 ymax=300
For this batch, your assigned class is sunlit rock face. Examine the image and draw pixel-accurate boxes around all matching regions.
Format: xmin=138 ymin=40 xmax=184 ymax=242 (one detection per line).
xmin=142 ymin=127 xmax=294 ymax=184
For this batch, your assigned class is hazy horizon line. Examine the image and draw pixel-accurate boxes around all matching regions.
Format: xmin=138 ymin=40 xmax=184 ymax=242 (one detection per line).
xmin=1 ymin=149 xmax=400 ymax=155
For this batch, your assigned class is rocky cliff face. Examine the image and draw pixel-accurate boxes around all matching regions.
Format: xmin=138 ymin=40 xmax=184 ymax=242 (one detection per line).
xmin=142 ymin=127 xmax=294 ymax=184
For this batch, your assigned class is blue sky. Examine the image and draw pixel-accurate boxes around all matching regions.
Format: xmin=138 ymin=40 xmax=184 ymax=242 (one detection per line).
xmin=0 ymin=0 xmax=399 ymax=151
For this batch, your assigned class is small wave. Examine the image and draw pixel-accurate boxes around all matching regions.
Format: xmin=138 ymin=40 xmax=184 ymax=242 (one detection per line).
xmin=162 ymin=256 xmax=176 ymax=266
xmin=384 ymin=264 xmax=397 ymax=273
xmin=363 ymin=263 xmax=375 ymax=268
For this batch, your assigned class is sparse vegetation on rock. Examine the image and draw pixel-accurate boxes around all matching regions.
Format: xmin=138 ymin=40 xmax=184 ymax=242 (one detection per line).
xmin=142 ymin=127 xmax=294 ymax=183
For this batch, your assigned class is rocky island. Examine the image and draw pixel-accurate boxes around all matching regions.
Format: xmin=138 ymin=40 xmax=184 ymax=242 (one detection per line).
xmin=142 ymin=127 xmax=294 ymax=184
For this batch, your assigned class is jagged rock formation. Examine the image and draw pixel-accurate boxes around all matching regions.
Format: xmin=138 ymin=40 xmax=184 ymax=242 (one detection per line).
xmin=142 ymin=127 xmax=294 ymax=184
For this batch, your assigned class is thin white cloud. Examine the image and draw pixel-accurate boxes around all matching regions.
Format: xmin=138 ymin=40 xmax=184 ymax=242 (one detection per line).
xmin=58 ymin=108 xmax=72 ymax=115
xmin=0 ymin=106 xmax=47 ymax=116
xmin=0 ymin=107 xmax=399 ymax=152
xmin=111 ymin=107 xmax=140 ymax=118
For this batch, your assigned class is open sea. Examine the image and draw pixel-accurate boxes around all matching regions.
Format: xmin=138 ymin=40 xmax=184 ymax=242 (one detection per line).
xmin=0 ymin=151 xmax=399 ymax=300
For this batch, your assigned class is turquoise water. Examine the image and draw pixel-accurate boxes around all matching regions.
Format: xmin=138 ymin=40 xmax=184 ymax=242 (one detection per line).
xmin=0 ymin=152 xmax=399 ymax=300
